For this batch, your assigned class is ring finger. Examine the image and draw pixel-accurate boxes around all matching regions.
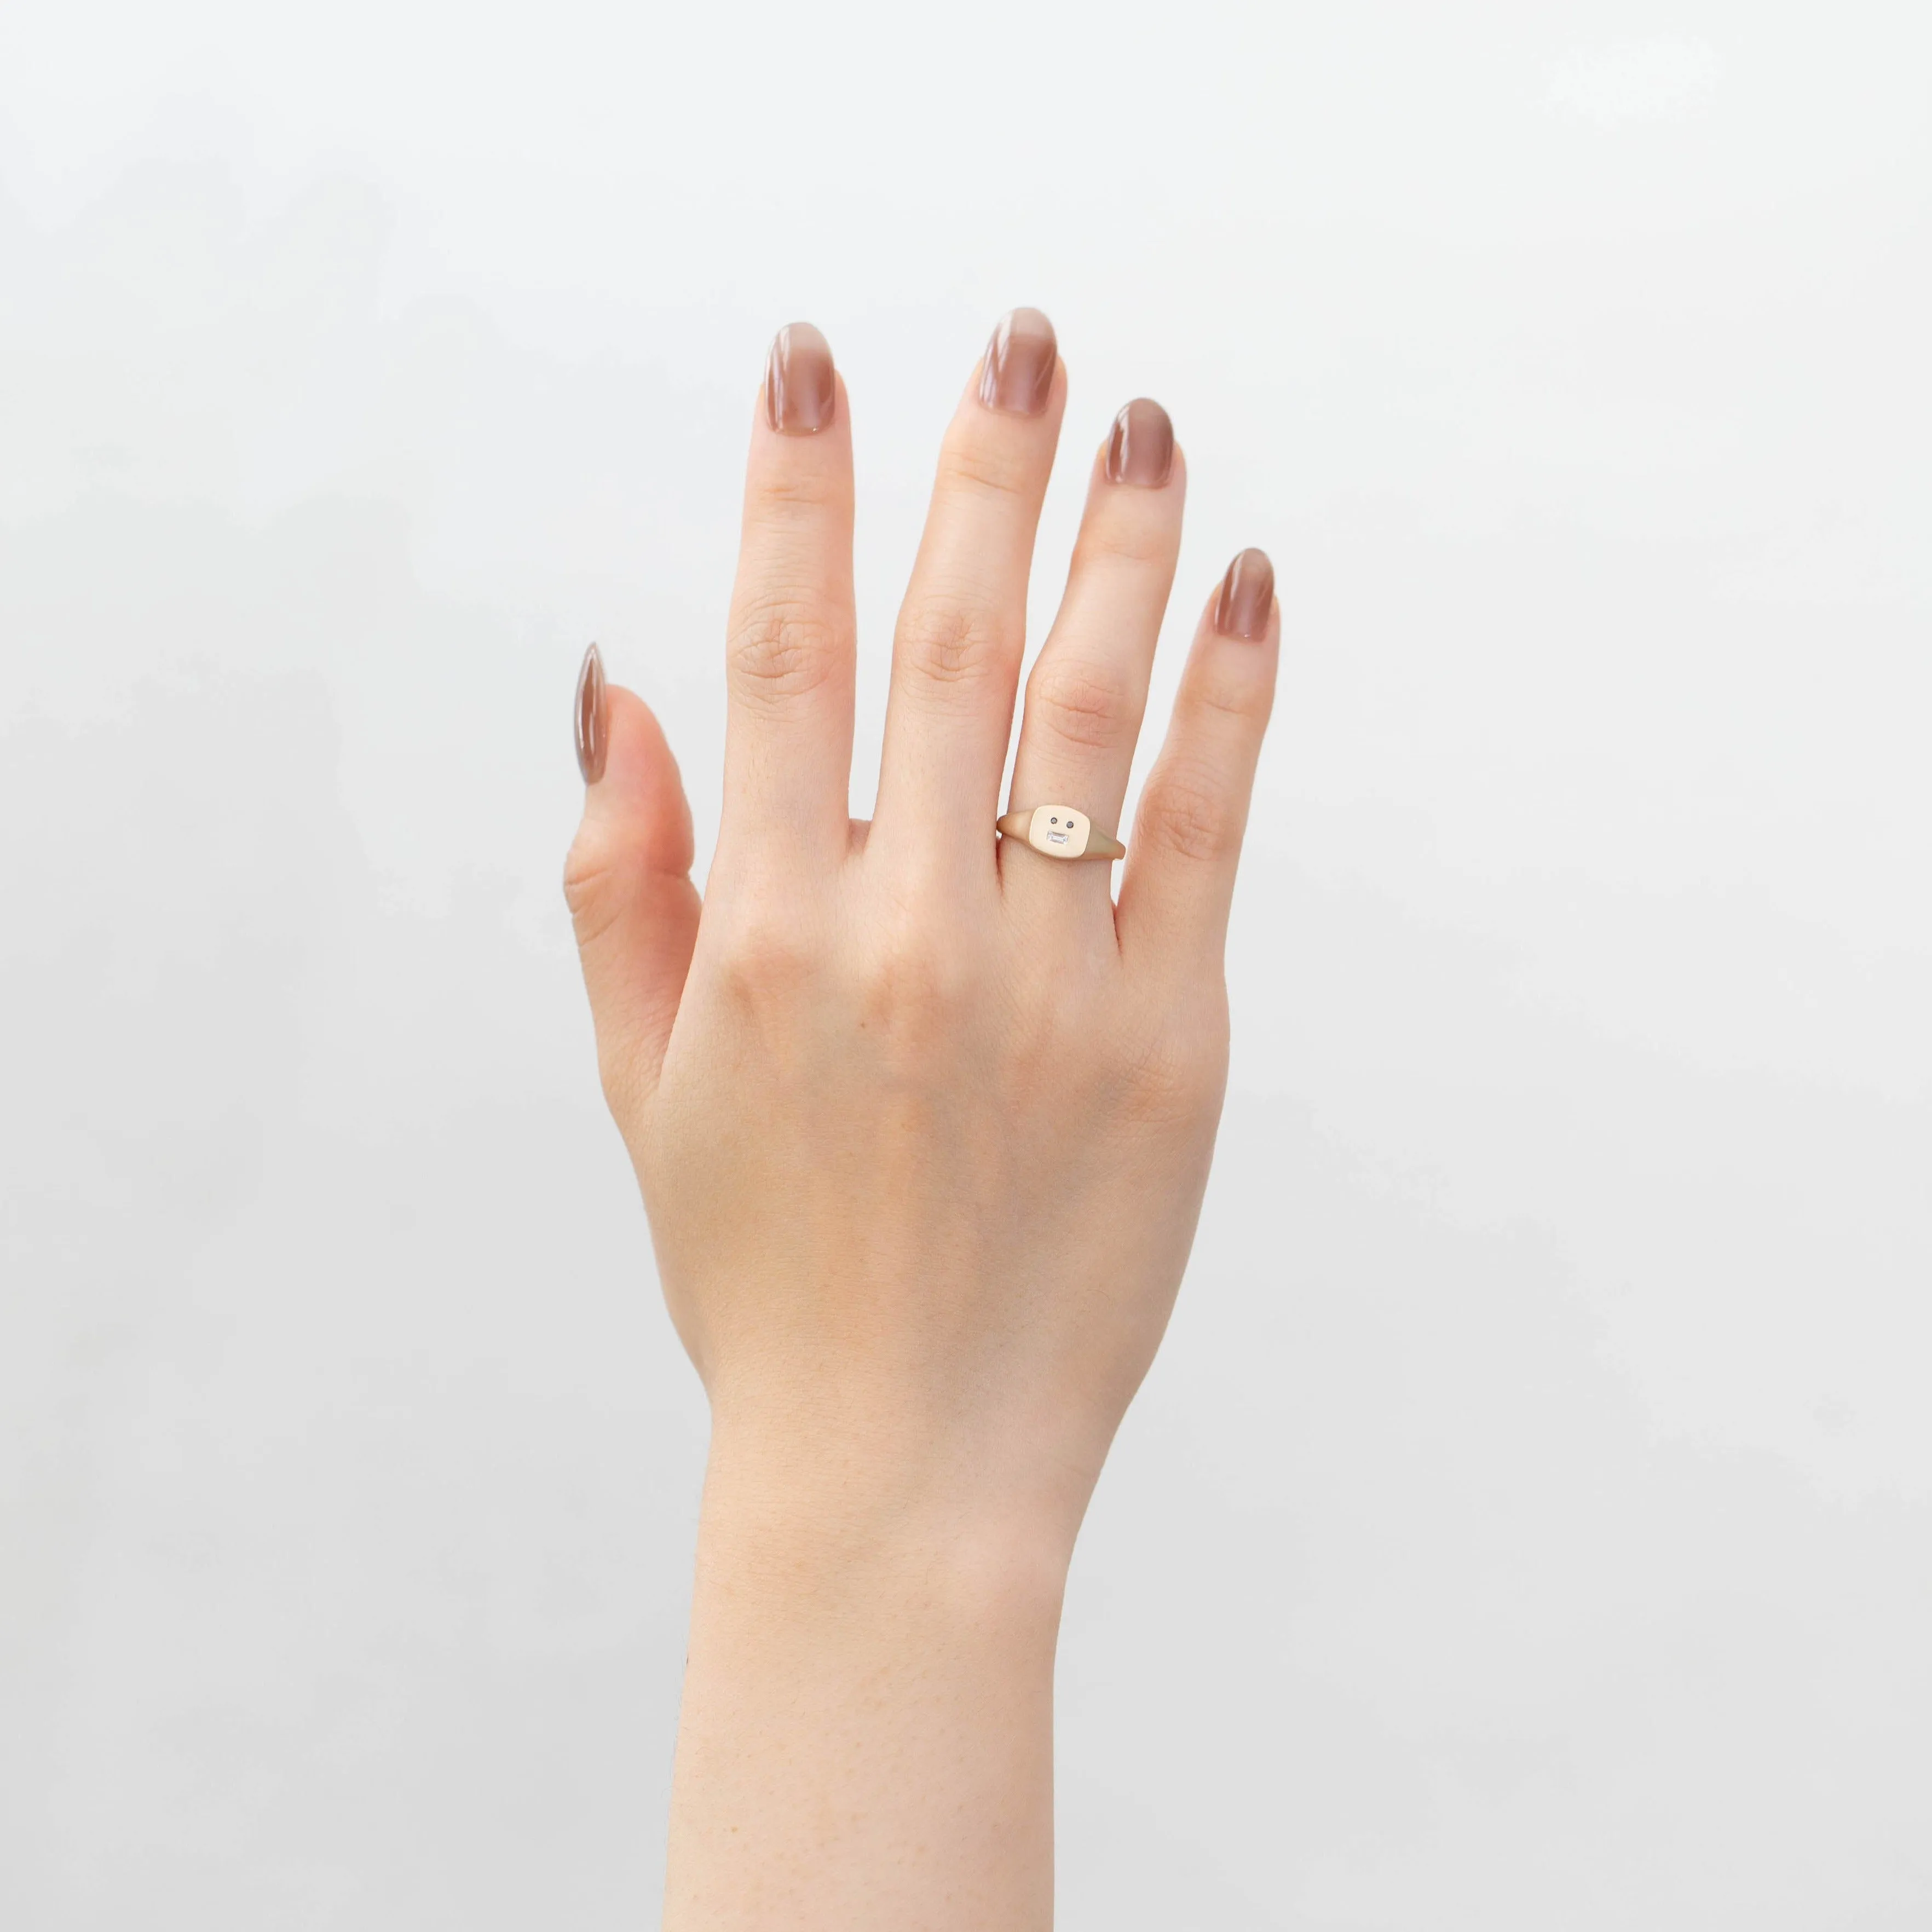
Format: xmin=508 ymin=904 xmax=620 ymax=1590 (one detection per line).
xmin=1002 ymin=398 xmax=1184 ymax=926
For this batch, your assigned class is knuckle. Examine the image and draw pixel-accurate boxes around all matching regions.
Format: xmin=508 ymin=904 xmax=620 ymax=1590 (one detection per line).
xmin=1026 ymin=655 xmax=1134 ymax=753
xmin=936 ymin=437 xmax=1035 ymax=503
xmin=1187 ymin=660 xmax=1273 ymax=726
xmin=860 ymin=914 xmax=978 ymax=1040
xmin=895 ymin=593 xmax=1008 ymax=691
xmin=726 ymin=595 xmax=843 ymax=708
xmin=750 ymin=466 xmax=843 ymax=518
xmin=1072 ymin=518 xmax=1170 ymax=572
xmin=717 ymin=910 xmax=815 ymax=1007
xmin=1139 ymin=759 xmax=1240 ymax=864
xmin=562 ymin=830 xmax=628 ymax=950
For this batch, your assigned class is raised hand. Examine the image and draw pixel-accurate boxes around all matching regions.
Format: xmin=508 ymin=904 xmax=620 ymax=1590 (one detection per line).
xmin=565 ymin=310 xmax=1277 ymax=1930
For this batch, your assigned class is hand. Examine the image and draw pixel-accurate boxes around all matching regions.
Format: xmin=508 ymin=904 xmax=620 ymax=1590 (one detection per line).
xmin=564 ymin=310 xmax=1277 ymax=1929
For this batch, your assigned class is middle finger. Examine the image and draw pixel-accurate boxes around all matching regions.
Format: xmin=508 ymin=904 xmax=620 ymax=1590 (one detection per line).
xmin=870 ymin=308 xmax=1066 ymax=885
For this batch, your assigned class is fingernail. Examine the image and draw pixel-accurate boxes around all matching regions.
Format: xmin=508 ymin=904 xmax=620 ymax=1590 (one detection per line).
xmin=1105 ymin=397 xmax=1174 ymax=487
xmin=764 ymin=322 xmax=836 ymax=434
xmin=574 ymin=642 xmax=608 ymax=783
xmin=1213 ymin=549 xmax=1275 ymax=641
xmin=977 ymin=307 xmax=1057 ymax=416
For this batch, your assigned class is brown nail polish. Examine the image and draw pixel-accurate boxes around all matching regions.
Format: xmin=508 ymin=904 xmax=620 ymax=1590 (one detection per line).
xmin=1105 ymin=397 xmax=1174 ymax=487
xmin=574 ymin=642 xmax=608 ymax=783
xmin=977 ymin=307 xmax=1057 ymax=416
xmin=764 ymin=322 xmax=836 ymax=434
xmin=1213 ymin=549 xmax=1275 ymax=641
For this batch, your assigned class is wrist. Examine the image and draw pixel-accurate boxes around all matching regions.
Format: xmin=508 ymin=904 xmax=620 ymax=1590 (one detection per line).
xmin=668 ymin=1405 xmax=1069 ymax=1930
xmin=695 ymin=1405 xmax=1085 ymax=1627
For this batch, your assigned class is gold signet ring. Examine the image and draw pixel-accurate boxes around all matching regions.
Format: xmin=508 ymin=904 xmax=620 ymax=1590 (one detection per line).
xmin=995 ymin=806 xmax=1126 ymax=862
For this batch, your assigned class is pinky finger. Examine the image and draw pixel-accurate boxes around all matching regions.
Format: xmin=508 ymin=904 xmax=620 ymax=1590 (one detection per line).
xmin=1116 ymin=549 xmax=1278 ymax=972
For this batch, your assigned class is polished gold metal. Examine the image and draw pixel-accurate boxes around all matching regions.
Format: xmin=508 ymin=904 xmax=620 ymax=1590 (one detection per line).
xmin=996 ymin=805 xmax=1126 ymax=862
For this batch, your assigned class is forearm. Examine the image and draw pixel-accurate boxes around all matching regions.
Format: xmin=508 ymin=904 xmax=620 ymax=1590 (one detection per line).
xmin=663 ymin=1423 xmax=1073 ymax=1930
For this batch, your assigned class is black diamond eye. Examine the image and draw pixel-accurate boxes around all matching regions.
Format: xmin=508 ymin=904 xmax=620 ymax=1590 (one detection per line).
xmin=1049 ymin=816 xmax=1059 ymax=824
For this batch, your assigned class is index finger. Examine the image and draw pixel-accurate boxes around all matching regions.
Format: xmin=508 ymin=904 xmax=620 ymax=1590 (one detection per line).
xmin=719 ymin=323 xmax=858 ymax=870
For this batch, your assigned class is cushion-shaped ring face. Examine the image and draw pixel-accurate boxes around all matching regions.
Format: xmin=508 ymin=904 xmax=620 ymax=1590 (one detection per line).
xmin=1027 ymin=806 xmax=1091 ymax=858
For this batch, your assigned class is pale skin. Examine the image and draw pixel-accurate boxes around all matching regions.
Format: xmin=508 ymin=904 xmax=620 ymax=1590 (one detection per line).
xmin=563 ymin=309 xmax=1278 ymax=1928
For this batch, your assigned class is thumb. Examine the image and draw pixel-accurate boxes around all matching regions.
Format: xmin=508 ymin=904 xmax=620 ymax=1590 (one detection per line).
xmin=563 ymin=645 xmax=701 ymax=1114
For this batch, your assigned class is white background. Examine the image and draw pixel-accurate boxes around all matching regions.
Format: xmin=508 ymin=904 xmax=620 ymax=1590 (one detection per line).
xmin=3 ymin=2 xmax=1929 ymax=1924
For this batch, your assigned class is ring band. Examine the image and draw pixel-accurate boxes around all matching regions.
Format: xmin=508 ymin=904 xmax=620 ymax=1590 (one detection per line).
xmin=996 ymin=805 xmax=1126 ymax=862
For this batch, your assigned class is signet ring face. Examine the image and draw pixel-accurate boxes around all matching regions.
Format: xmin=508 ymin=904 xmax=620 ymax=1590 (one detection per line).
xmin=1030 ymin=806 xmax=1090 ymax=857
xmin=995 ymin=806 xmax=1124 ymax=863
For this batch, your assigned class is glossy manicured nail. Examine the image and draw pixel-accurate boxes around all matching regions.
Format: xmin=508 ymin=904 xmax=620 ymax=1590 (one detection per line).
xmin=1213 ymin=549 xmax=1275 ymax=641
xmin=764 ymin=322 xmax=836 ymax=434
xmin=1105 ymin=397 xmax=1174 ymax=487
xmin=977 ymin=307 xmax=1057 ymax=416
xmin=574 ymin=642 xmax=608 ymax=783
